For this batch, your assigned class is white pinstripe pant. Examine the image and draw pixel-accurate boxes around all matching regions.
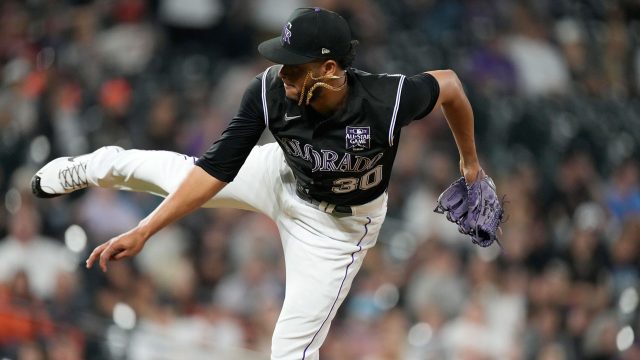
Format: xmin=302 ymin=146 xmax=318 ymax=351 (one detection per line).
xmin=87 ymin=143 xmax=387 ymax=360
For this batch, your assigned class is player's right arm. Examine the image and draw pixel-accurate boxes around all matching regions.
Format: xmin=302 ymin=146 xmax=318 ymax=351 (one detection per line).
xmin=86 ymin=74 xmax=267 ymax=272
xmin=85 ymin=167 xmax=226 ymax=272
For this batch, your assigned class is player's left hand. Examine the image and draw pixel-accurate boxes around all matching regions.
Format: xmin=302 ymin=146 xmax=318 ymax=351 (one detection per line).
xmin=85 ymin=227 xmax=147 ymax=272
xmin=460 ymin=159 xmax=481 ymax=183
xmin=460 ymin=169 xmax=504 ymax=247
xmin=434 ymin=169 xmax=504 ymax=248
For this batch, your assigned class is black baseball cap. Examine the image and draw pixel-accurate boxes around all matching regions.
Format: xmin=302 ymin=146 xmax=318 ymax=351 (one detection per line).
xmin=258 ymin=7 xmax=352 ymax=65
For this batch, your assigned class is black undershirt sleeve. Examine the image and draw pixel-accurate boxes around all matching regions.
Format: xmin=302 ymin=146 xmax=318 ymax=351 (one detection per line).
xmin=195 ymin=76 xmax=266 ymax=182
xmin=396 ymin=72 xmax=440 ymax=127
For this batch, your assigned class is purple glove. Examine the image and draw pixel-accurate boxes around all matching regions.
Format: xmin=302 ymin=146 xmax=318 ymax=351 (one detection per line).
xmin=434 ymin=177 xmax=468 ymax=224
xmin=435 ymin=170 xmax=504 ymax=248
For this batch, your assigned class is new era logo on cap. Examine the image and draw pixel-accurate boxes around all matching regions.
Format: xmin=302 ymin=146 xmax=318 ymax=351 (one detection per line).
xmin=258 ymin=7 xmax=352 ymax=65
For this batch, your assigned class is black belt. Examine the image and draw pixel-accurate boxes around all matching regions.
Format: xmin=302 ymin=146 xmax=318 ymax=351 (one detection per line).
xmin=295 ymin=187 xmax=353 ymax=215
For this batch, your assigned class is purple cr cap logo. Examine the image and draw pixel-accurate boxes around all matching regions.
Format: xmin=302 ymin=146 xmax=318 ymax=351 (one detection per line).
xmin=282 ymin=22 xmax=292 ymax=44
xmin=315 ymin=7 xmax=321 ymax=12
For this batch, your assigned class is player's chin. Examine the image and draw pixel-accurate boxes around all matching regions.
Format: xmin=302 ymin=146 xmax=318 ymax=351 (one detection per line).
xmin=284 ymin=87 xmax=299 ymax=100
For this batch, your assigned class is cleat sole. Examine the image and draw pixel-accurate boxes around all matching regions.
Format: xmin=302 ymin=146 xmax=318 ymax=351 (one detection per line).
xmin=31 ymin=175 xmax=63 ymax=199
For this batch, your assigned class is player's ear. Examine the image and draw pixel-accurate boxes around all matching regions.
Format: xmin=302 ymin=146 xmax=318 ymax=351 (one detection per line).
xmin=320 ymin=60 xmax=339 ymax=76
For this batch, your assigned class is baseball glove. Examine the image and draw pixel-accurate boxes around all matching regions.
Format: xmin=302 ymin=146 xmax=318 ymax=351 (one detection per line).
xmin=434 ymin=169 xmax=504 ymax=248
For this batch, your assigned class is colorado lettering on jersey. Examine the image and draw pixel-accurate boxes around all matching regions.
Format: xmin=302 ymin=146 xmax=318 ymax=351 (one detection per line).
xmin=280 ymin=137 xmax=383 ymax=173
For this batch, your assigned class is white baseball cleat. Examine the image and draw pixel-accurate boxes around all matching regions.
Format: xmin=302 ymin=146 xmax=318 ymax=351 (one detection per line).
xmin=31 ymin=155 xmax=90 ymax=198
xmin=31 ymin=146 xmax=123 ymax=198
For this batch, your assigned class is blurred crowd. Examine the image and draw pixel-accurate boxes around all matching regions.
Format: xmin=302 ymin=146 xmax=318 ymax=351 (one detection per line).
xmin=1 ymin=0 xmax=640 ymax=359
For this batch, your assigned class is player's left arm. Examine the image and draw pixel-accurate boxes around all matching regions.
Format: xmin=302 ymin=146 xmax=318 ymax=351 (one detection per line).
xmin=426 ymin=70 xmax=481 ymax=183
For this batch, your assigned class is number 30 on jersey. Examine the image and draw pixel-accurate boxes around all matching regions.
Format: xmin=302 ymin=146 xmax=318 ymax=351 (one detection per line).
xmin=331 ymin=165 xmax=383 ymax=193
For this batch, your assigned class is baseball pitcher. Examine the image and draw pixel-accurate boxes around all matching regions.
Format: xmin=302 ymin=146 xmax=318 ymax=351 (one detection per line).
xmin=32 ymin=8 xmax=502 ymax=360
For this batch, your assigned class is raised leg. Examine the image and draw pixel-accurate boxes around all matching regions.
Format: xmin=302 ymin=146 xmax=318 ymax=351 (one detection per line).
xmin=32 ymin=143 xmax=286 ymax=218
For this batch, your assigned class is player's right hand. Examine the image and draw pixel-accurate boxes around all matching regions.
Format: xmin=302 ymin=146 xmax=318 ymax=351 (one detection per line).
xmin=85 ymin=227 xmax=147 ymax=272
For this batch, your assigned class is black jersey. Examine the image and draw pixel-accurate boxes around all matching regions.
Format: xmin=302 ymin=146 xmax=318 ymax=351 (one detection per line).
xmin=196 ymin=65 xmax=440 ymax=206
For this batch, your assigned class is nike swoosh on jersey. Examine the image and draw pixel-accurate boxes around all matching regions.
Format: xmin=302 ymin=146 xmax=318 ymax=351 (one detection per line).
xmin=284 ymin=113 xmax=301 ymax=121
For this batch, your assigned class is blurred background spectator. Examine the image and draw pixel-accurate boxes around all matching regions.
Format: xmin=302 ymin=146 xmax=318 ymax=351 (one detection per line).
xmin=1 ymin=0 xmax=640 ymax=359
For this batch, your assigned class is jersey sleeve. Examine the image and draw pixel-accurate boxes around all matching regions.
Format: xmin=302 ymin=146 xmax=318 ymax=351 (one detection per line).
xmin=396 ymin=72 xmax=440 ymax=127
xmin=195 ymin=76 xmax=266 ymax=182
